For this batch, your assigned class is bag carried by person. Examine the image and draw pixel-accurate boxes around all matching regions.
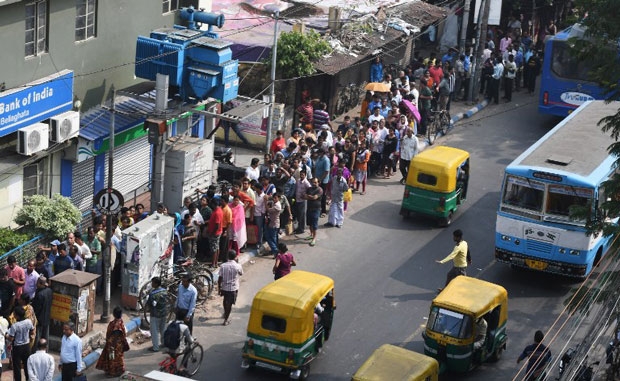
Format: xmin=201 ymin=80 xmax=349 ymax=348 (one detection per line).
xmin=163 ymin=321 xmax=181 ymax=350
xmin=343 ymin=188 xmax=353 ymax=202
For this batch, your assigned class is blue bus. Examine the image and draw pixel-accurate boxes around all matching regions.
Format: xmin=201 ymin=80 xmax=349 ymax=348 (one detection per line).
xmin=538 ymin=23 xmax=605 ymax=117
xmin=496 ymin=101 xmax=617 ymax=278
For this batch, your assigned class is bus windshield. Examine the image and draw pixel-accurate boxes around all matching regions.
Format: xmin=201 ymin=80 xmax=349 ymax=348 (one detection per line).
xmin=502 ymin=176 xmax=545 ymax=211
xmin=546 ymin=184 xmax=592 ymax=218
xmin=551 ymin=41 xmax=591 ymax=81
xmin=428 ymin=307 xmax=472 ymax=339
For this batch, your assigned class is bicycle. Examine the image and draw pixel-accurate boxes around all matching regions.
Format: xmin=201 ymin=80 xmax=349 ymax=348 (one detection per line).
xmin=159 ymin=340 xmax=204 ymax=377
xmin=427 ymin=109 xmax=451 ymax=145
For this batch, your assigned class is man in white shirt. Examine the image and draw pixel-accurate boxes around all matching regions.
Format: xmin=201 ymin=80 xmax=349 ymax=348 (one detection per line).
xmin=23 ymin=260 xmax=39 ymax=299
xmin=28 ymin=338 xmax=54 ymax=381
xmin=367 ymin=106 xmax=385 ymax=125
xmin=73 ymin=232 xmax=91 ymax=265
xmin=59 ymin=322 xmax=83 ymax=381
xmin=245 ymin=158 xmax=261 ymax=181
xmin=218 ymin=250 xmax=244 ymax=326
xmin=399 ymin=128 xmax=419 ymax=184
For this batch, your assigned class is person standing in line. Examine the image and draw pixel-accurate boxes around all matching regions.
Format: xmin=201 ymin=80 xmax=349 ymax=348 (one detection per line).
xmin=27 ymin=339 xmax=54 ymax=381
xmin=31 ymin=277 xmax=52 ymax=344
xmin=490 ymin=58 xmax=504 ymax=104
xmin=399 ymin=128 xmax=419 ymax=184
xmin=265 ymin=193 xmax=282 ymax=257
xmin=218 ymin=250 xmax=243 ymax=326
xmin=245 ymin=158 xmax=261 ymax=182
xmin=0 ymin=313 xmax=7 ymax=377
xmin=7 ymin=305 xmax=34 ymax=381
xmin=273 ymin=243 xmax=296 ymax=280
xmin=517 ymin=330 xmax=552 ymax=381
xmin=146 ymin=277 xmax=167 ymax=352
xmin=314 ymin=148 xmax=331 ymax=217
xmin=6 ymin=255 xmax=26 ymax=301
xmin=294 ymin=170 xmax=311 ymax=235
xmin=436 ymin=229 xmax=468 ymax=290
xmin=59 ymin=322 xmax=83 ymax=381
xmin=504 ymin=54 xmax=517 ymax=102
xmin=0 ymin=268 xmax=15 ymax=319
xmin=176 ymin=273 xmax=197 ymax=334
xmin=22 ymin=260 xmax=39 ymax=300
xmin=325 ymin=168 xmax=349 ymax=228
xmin=206 ymin=198 xmax=223 ymax=268
xmin=304 ymin=178 xmax=323 ymax=247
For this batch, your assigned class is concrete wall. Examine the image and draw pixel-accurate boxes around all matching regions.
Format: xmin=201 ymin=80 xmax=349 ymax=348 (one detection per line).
xmin=0 ymin=0 xmax=182 ymax=111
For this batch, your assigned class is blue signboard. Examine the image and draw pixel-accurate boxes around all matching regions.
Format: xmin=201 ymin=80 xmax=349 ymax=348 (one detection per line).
xmin=0 ymin=69 xmax=74 ymax=138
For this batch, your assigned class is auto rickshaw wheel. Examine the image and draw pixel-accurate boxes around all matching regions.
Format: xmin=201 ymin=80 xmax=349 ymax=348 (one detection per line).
xmin=299 ymin=365 xmax=310 ymax=380
xmin=490 ymin=345 xmax=504 ymax=362
xmin=439 ymin=211 xmax=453 ymax=227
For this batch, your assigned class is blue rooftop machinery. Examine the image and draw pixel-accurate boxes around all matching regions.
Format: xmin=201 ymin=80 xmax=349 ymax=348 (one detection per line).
xmin=135 ymin=6 xmax=239 ymax=103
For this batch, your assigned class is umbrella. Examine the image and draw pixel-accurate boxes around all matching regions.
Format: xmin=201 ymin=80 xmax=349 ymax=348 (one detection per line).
xmin=401 ymin=99 xmax=421 ymax=123
xmin=364 ymin=82 xmax=391 ymax=92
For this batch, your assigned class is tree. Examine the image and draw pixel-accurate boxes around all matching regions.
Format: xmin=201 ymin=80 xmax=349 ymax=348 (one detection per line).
xmin=568 ymin=0 xmax=620 ymax=236
xmin=271 ymin=30 xmax=332 ymax=79
xmin=14 ymin=194 xmax=81 ymax=239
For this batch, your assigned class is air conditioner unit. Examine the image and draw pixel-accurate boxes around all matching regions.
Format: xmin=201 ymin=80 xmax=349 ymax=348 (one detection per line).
xmin=17 ymin=123 xmax=49 ymax=155
xmin=50 ymin=110 xmax=80 ymax=143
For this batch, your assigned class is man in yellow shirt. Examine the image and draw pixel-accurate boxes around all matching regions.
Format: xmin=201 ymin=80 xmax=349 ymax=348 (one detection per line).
xmin=436 ymin=229 xmax=468 ymax=290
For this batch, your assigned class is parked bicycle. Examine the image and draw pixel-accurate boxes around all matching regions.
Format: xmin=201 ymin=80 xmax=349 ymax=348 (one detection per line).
xmin=427 ymin=109 xmax=451 ymax=145
xmin=159 ymin=340 xmax=204 ymax=377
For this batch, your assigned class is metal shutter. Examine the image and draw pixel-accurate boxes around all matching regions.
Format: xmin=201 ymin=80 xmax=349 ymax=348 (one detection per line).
xmin=71 ymin=158 xmax=95 ymax=212
xmin=104 ymin=136 xmax=151 ymax=201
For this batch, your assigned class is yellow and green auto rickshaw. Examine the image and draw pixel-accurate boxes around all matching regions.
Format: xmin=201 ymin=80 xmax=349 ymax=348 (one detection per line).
xmin=352 ymin=344 xmax=439 ymax=381
xmin=422 ymin=276 xmax=507 ymax=373
xmin=400 ymin=146 xmax=470 ymax=226
xmin=241 ymin=270 xmax=335 ymax=380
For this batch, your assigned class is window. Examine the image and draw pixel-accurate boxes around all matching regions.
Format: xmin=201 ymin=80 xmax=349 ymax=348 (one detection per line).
xmin=23 ymin=161 xmax=47 ymax=198
xmin=25 ymin=1 xmax=48 ymax=57
xmin=427 ymin=307 xmax=472 ymax=339
xmin=261 ymin=315 xmax=286 ymax=333
xmin=162 ymin=0 xmax=179 ymax=14
xmin=417 ymin=173 xmax=437 ymax=186
xmin=502 ymin=175 xmax=544 ymax=212
xmin=546 ymin=184 xmax=592 ymax=218
xmin=75 ymin=0 xmax=96 ymax=42
xmin=550 ymin=41 xmax=592 ymax=81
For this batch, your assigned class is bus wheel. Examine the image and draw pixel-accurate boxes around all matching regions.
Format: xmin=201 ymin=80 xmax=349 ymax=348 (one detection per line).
xmin=594 ymin=248 xmax=603 ymax=267
xmin=490 ymin=345 xmax=504 ymax=362
xmin=439 ymin=211 xmax=453 ymax=227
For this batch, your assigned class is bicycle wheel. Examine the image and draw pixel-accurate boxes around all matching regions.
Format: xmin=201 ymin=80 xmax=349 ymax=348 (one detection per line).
xmin=194 ymin=274 xmax=213 ymax=304
xmin=440 ymin=112 xmax=451 ymax=135
xmin=166 ymin=292 xmax=177 ymax=322
xmin=138 ymin=282 xmax=154 ymax=324
xmin=181 ymin=343 xmax=204 ymax=376
xmin=427 ymin=119 xmax=438 ymax=145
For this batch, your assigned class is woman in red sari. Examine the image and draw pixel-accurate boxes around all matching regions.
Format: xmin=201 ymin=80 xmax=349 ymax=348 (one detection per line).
xmin=96 ymin=306 xmax=128 ymax=377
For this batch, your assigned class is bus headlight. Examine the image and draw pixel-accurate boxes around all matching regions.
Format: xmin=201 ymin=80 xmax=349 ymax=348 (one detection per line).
xmin=559 ymin=248 xmax=566 ymax=254
xmin=569 ymin=250 xmax=580 ymax=255
xmin=501 ymin=235 xmax=511 ymax=241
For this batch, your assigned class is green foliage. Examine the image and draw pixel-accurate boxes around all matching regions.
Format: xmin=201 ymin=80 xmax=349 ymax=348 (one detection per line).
xmin=567 ymin=0 xmax=620 ymax=236
xmin=271 ymin=30 xmax=332 ymax=78
xmin=0 ymin=228 xmax=30 ymax=254
xmin=14 ymin=194 xmax=81 ymax=239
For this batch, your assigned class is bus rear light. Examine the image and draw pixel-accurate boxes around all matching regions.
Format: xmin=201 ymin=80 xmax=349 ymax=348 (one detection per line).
xmin=543 ymin=91 xmax=549 ymax=105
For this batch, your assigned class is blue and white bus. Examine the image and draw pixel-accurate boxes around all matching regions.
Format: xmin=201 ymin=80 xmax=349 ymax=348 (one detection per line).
xmin=496 ymin=100 xmax=617 ymax=278
xmin=538 ymin=23 xmax=605 ymax=117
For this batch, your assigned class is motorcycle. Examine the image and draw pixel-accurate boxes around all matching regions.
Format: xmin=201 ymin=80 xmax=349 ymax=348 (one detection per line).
xmin=557 ymin=347 xmax=575 ymax=380
xmin=214 ymin=145 xmax=234 ymax=165
xmin=573 ymin=357 xmax=599 ymax=381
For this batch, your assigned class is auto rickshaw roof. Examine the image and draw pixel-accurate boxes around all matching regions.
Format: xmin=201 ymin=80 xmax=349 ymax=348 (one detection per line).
xmin=411 ymin=146 xmax=469 ymax=173
xmin=352 ymin=344 xmax=439 ymax=380
xmin=432 ymin=276 xmax=507 ymax=317
xmin=252 ymin=270 xmax=334 ymax=319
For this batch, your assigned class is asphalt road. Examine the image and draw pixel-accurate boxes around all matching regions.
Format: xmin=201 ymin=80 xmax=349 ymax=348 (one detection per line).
xmin=90 ymin=92 xmax=587 ymax=381
xmin=197 ymin=93 xmax=574 ymax=381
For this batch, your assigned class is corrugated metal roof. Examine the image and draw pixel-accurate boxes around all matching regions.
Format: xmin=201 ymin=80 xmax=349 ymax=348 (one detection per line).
xmin=79 ymin=95 xmax=154 ymax=141
xmin=314 ymin=1 xmax=447 ymax=75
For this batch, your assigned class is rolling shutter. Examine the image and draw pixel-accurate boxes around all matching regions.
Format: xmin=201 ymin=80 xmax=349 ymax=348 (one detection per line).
xmin=104 ymin=136 xmax=151 ymax=201
xmin=71 ymin=158 xmax=95 ymax=212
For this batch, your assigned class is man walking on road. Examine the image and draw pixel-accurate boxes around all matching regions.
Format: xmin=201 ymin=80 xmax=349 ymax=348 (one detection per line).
xmin=176 ymin=273 xmax=197 ymax=335
xmin=436 ymin=229 xmax=468 ymax=290
xmin=27 ymin=338 xmax=54 ymax=381
xmin=218 ymin=250 xmax=243 ymax=326
xmin=517 ymin=330 xmax=551 ymax=380
xmin=59 ymin=322 xmax=83 ymax=381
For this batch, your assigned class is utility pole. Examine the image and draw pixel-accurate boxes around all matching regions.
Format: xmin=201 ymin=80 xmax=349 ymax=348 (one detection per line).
xmin=101 ymin=90 xmax=115 ymax=323
xmin=265 ymin=11 xmax=279 ymax=153
xmin=468 ymin=0 xmax=489 ymax=102
xmin=460 ymin=0 xmax=471 ymax=52
xmin=149 ymin=74 xmax=169 ymax=212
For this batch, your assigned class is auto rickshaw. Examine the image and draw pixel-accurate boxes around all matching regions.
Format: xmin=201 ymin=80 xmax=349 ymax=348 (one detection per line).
xmin=241 ymin=270 xmax=335 ymax=380
xmin=400 ymin=146 xmax=470 ymax=226
xmin=422 ymin=276 xmax=507 ymax=373
xmin=352 ymin=344 xmax=439 ymax=381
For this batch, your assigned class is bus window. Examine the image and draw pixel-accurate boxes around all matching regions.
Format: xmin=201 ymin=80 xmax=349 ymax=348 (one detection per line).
xmin=502 ymin=176 xmax=544 ymax=211
xmin=546 ymin=185 xmax=591 ymax=217
xmin=551 ymin=41 xmax=590 ymax=80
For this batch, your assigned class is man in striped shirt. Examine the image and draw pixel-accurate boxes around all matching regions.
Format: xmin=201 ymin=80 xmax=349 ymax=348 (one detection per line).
xmin=218 ymin=250 xmax=243 ymax=326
